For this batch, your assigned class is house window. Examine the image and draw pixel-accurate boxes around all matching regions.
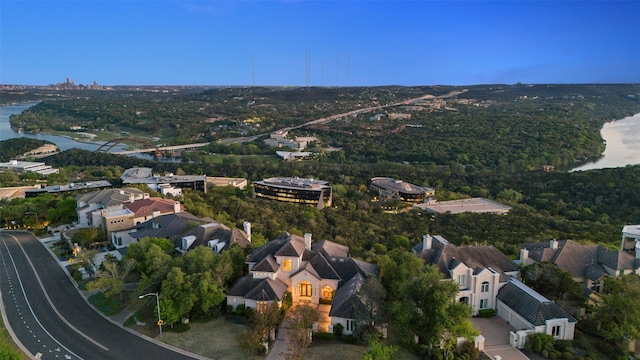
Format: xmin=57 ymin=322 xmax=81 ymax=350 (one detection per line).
xmin=257 ymin=301 xmax=268 ymax=313
xmin=479 ymin=299 xmax=488 ymax=309
xmin=321 ymin=286 xmax=333 ymax=303
xmin=552 ymin=325 xmax=562 ymax=337
xmin=299 ymin=281 xmax=312 ymax=297
xmin=591 ymin=279 xmax=602 ymax=293
xmin=457 ymin=274 xmax=466 ymax=287
xmin=481 ymin=281 xmax=490 ymax=293
xmin=283 ymin=259 xmax=292 ymax=272
xmin=346 ymin=319 xmax=355 ymax=332
xmin=459 ymin=297 xmax=469 ymax=305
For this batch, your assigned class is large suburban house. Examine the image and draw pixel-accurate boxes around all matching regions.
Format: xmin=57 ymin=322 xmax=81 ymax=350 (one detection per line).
xmin=498 ymin=278 xmax=577 ymax=346
xmin=519 ymin=239 xmax=640 ymax=294
xmin=109 ymin=211 xmax=251 ymax=253
xmin=413 ymin=234 xmax=520 ymax=315
xmin=226 ymin=232 xmax=379 ymax=335
xmin=413 ymin=234 xmax=577 ymax=345
xmin=76 ymin=188 xmax=184 ymax=240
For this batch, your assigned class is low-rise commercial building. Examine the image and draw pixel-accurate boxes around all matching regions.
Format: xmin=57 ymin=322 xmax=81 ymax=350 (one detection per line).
xmin=370 ymin=177 xmax=434 ymax=204
xmin=253 ymin=177 xmax=332 ymax=208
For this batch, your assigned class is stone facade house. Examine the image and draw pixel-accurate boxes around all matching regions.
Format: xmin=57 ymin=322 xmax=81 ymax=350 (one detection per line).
xmin=413 ymin=234 xmax=520 ymax=315
xmin=226 ymin=232 xmax=379 ymax=335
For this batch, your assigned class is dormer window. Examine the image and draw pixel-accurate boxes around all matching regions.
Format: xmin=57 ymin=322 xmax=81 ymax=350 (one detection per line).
xmin=283 ymin=259 xmax=292 ymax=271
xmin=457 ymin=274 xmax=466 ymax=286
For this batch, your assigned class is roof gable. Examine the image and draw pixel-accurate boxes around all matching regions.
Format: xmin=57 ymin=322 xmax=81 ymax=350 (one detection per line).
xmin=497 ymin=279 xmax=576 ymax=326
xmin=329 ymin=273 xmax=367 ymax=318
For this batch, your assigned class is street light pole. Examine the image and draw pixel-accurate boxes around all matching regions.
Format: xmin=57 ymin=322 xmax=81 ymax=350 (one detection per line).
xmin=139 ymin=292 xmax=162 ymax=338
xmin=25 ymin=211 xmax=38 ymax=228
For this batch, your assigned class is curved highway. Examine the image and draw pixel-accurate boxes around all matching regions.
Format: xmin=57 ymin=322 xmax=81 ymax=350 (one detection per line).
xmin=0 ymin=230 xmax=202 ymax=360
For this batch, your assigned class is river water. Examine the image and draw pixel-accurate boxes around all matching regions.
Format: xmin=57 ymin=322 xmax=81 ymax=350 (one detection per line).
xmin=0 ymin=103 xmax=173 ymax=162
xmin=571 ymin=113 xmax=640 ymax=171
xmin=2 ymin=103 xmax=639 ymax=170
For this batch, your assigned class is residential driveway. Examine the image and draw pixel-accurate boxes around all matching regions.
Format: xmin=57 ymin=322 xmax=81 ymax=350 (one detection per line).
xmin=472 ymin=317 xmax=530 ymax=360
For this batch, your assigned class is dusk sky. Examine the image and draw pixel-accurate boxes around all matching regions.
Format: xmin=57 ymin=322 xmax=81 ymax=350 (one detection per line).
xmin=1 ymin=1 xmax=639 ymax=86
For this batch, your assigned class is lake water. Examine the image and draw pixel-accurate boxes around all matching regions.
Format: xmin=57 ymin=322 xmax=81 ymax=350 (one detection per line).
xmin=0 ymin=103 xmax=175 ymax=162
xmin=571 ymin=113 xmax=640 ymax=171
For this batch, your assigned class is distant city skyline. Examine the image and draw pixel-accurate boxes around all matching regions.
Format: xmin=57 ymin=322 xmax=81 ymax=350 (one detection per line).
xmin=1 ymin=1 xmax=638 ymax=86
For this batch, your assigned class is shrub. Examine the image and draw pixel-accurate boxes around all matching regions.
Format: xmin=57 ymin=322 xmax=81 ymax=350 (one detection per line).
xmin=554 ymin=340 xmax=572 ymax=352
xmin=562 ymin=352 xmax=573 ymax=360
xmin=477 ymin=309 xmax=495 ymax=318
xmin=549 ymin=352 xmax=558 ymax=360
xmin=534 ymin=337 xmax=543 ymax=353
xmin=313 ymin=332 xmax=335 ymax=341
xmin=456 ymin=341 xmax=480 ymax=359
xmin=235 ymin=304 xmax=245 ymax=316
xmin=333 ymin=323 xmax=344 ymax=337
xmin=342 ymin=334 xmax=358 ymax=344
xmin=541 ymin=349 xmax=549 ymax=358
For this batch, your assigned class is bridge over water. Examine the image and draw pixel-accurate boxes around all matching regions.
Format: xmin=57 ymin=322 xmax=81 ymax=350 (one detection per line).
xmin=112 ymin=142 xmax=210 ymax=155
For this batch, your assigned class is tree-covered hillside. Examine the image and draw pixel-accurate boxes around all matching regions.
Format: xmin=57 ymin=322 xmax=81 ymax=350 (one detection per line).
xmin=0 ymin=138 xmax=55 ymax=162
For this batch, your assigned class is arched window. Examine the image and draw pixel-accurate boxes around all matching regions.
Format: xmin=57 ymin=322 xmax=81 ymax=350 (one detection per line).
xmin=321 ymin=286 xmax=333 ymax=302
xmin=299 ymin=281 xmax=312 ymax=297
xmin=481 ymin=281 xmax=490 ymax=292
xmin=283 ymin=259 xmax=292 ymax=271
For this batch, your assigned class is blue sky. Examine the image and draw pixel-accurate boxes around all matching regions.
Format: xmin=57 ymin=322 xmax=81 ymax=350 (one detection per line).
xmin=1 ymin=1 xmax=639 ymax=86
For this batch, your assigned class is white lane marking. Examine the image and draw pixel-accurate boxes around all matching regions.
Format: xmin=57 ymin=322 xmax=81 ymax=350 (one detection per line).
xmin=0 ymin=237 xmax=84 ymax=359
xmin=9 ymin=233 xmax=109 ymax=352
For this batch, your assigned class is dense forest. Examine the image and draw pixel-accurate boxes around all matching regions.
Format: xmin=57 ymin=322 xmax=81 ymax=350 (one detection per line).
xmin=2 ymin=84 xmax=640 ymax=255
xmin=7 ymin=84 xmax=640 ymax=172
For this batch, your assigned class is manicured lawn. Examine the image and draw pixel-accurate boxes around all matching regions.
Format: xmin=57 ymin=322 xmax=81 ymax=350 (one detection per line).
xmin=156 ymin=317 xmax=261 ymax=360
xmin=304 ymin=339 xmax=419 ymax=360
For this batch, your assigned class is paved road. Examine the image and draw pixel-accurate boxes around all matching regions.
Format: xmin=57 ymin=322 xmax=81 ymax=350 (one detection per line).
xmin=218 ymin=89 xmax=465 ymax=145
xmin=0 ymin=230 xmax=201 ymax=360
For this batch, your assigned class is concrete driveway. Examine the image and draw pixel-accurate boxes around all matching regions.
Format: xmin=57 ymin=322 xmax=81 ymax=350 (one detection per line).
xmin=472 ymin=317 xmax=530 ymax=360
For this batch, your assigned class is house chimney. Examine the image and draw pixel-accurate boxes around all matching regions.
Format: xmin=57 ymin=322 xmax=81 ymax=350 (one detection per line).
xmin=423 ymin=234 xmax=433 ymax=250
xmin=304 ymin=233 xmax=312 ymax=251
xmin=520 ymin=248 xmax=529 ymax=265
xmin=244 ymin=221 xmax=252 ymax=242
xmin=174 ymin=201 xmax=182 ymax=213
xmin=550 ymin=239 xmax=558 ymax=250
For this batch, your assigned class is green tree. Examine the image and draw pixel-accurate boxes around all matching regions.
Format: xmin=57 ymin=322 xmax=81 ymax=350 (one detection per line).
xmin=378 ymin=248 xmax=424 ymax=301
xmin=86 ymin=257 xmax=136 ymax=301
xmin=392 ymin=266 xmax=474 ymax=355
xmin=593 ymin=275 xmax=640 ymax=344
xmin=521 ymin=262 xmax=586 ymax=306
xmin=362 ymin=337 xmax=397 ymax=360
xmin=159 ymin=267 xmax=197 ymax=326
xmin=284 ymin=305 xmax=319 ymax=360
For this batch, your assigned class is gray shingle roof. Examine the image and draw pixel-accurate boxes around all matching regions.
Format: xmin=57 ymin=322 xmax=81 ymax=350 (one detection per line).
xmin=497 ymin=279 xmax=577 ymax=326
xmin=419 ymin=241 xmax=519 ymax=282
xmin=329 ymin=273 xmax=367 ymax=318
xmin=245 ymin=278 xmax=288 ymax=302
xmin=129 ymin=212 xmax=206 ymax=240
xmin=252 ymin=255 xmax=280 ymax=272
xmin=521 ymin=239 xmax=639 ymax=279
xmin=312 ymin=240 xmax=349 ymax=258
xmin=227 ymin=275 xmax=288 ymax=303
xmin=247 ymin=232 xmax=301 ymax=263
